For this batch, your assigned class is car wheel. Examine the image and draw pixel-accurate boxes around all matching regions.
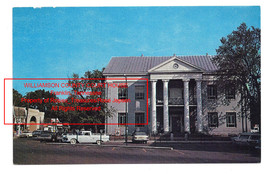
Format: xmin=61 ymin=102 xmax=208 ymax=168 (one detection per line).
xmin=70 ymin=138 xmax=77 ymax=145
xmin=96 ymin=140 xmax=102 ymax=145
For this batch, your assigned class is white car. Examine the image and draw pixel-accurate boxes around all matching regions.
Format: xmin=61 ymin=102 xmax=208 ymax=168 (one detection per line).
xmin=62 ymin=131 xmax=109 ymax=145
xmin=20 ymin=131 xmax=32 ymax=138
xmin=132 ymin=132 xmax=149 ymax=144
xmin=251 ymin=127 xmax=259 ymax=133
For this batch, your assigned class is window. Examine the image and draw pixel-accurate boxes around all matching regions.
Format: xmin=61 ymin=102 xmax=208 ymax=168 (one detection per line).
xmin=118 ymin=86 xmax=128 ymax=99
xmin=118 ymin=113 xmax=126 ymax=127
xmin=207 ymin=85 xmax=217 ymax=99
xmin=135 ymin=113 xmax=145 ymax=127
xmin=226 ymin=112 xmax=237 ymax=127
xmin=225 ymin=86 xmax=235 ymax=99
xmin=135 ymin=86 xmax=144 ymax=100
xmin=208 ymin=112 xmax=218 ymax=127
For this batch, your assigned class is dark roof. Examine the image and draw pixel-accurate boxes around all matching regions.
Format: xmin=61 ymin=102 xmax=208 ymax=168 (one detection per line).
xmin=103 ymin=55 xmax=218 ymax=75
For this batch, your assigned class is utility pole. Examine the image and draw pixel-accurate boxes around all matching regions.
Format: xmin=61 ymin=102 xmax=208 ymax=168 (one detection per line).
xmin=124 ymin=74 xmax=128 ymax=145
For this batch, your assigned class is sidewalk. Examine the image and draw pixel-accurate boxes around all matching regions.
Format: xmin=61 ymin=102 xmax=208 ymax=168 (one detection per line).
xmin=109 ymin=134 xmax=232 ymax=144
xmin=107 ymin=140 xmax=232 ymax=144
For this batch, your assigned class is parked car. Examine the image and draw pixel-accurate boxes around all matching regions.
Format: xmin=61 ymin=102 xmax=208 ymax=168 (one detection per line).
xmin=132 ymin=131 xmax=149 ymax=144
xmin=251 ymin=127 xmax=259 ymax=133
xmin=231 ymin=133 xmax=260 ymax=148
xmin=32 ymin=130 xmax=42 ymax=137
xmin=33 ymin=130 xmax=62 ymax=142
xmin=62 ymin=131 xmax=109 ymax=145
xmin=19 ymin=131 xmax=32 ymax=138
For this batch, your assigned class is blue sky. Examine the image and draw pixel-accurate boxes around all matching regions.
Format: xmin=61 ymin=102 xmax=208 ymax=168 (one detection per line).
xmin=13 ymin=6 xmax=260 ymax=96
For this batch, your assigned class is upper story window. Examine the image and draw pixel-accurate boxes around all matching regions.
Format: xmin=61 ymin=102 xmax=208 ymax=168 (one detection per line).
xmin=135 ymin=86 xmax=144 ymax=100
xmin=118 ymin=86 xmax=128 ymax=99
xmin=207 ymin=85 xmax=217 ymax=99
xmin=208 ymin=112 xmax=218 ymax=127
xmin=225 ymin=85 xmax=236 ymax=99
xmin=226 ymin=112 xmax=237 ymax=127
xmin=135 ymin=113 xmax=145 ymax=127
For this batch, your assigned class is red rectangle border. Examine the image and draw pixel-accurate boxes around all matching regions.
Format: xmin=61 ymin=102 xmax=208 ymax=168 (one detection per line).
xmin=4 ymin=78 xmax=149 ymax=126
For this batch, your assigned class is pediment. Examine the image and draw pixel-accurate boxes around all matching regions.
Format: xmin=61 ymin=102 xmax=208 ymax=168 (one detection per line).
xmin=148 ymin=57 xmax=204 ymax=73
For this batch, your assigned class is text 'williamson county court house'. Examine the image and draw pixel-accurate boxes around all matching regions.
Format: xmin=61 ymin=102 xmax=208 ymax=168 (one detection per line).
xmin=103 ymin=55 xmax=251 ymax=136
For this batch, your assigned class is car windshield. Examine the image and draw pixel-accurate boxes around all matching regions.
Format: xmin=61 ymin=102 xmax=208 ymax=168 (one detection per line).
xmin=135 ymin=132 xmax=146 ymax=135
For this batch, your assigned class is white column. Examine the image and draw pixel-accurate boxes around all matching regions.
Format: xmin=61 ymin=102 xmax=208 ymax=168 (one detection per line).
xmin=196 ymin=80 xmax=203 ymax=132
xmin=183 ymin=79 xmax=190 ymax=133
xmin=151 ymin=80 xmax=157 ymax=134
xmin=163 ymin=80 xmax=169 ymax=133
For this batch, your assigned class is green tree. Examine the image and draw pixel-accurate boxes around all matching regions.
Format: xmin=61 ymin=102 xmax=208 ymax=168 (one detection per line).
xmin=212 ymin=23 xmax=261 ymax=131
xmin=24 ymin=89 xmax=58 ymax=119
xmin=13 ymin=89 xmax=23 ymax=106
xmin=66 ymin=68 xmax=115 ymax=132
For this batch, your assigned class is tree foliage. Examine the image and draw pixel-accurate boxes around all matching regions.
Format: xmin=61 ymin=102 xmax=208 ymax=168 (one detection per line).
xmin=212 ymin=23 xmax=260 ymax=129
xmin=24 ymin=89 xmax=58 ymax=119
xmin=62 ymin=68 xmax=115 ymax=132
xmin=13 ymin=89 xmax=23 ymax=106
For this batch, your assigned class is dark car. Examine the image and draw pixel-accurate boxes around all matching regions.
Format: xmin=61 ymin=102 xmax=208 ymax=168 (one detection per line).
xmin=231 ymin=132 xmax=260 ymax=148
xmin=32 ymin=130 xmax=42 ymax=137
xmin=37 ymin=131 xmax=53 ymax=141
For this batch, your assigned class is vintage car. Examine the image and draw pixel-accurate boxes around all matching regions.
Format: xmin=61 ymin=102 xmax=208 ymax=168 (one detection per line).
xmin=19 ymin=131 xmax=32 ymax=138
xmin=132 ymin=131 xmax=149 ymax=143
xmin=32 ymin=130 xmax=42 ymax=137
xmin=33 ymin=131 xmax=60 ymax=142
xmin=35 ymin=131 xmax=54 ymax=141
xmin=62 ymin=131 xmax=109 ymax=145
xmin=231 ymin=132 xmax=260 ymax=148
xmin=251 ymin=127 xmax=260 ymax=133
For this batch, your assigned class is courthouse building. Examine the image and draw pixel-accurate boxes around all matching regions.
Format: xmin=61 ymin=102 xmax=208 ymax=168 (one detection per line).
xmin=103 ymin=55 xmax=250 ymax=136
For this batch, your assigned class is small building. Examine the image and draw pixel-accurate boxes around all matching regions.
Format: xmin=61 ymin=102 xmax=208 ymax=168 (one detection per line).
xmin=13 ymin=106 xmax=45 ymax=133
xmin=26 ymin=108 xmax=45 ymax=132
xmin=13 ymin=106 xmax=27 ymax=134
xmin=103 ymin=55 xmax=251 ymax=136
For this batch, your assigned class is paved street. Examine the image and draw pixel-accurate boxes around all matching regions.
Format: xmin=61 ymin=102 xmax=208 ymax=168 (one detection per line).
xmin=13 ymin=138 xmax=260 ymax=164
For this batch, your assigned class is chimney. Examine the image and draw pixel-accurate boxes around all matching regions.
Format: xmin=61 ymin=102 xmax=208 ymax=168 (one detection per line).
xmin=141 ymin=54 xmax=144 ymax=57
xmin=206 ymin=53 xmax=208 ymax=56
xmin=173 ymin=53 xmax=176 ymax=57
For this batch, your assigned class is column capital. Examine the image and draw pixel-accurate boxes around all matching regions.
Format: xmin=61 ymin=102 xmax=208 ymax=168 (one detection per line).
xmin=182 ymin=78 xmax=190 ymax=82
xmin=150 ymin=79 xmax=158 ymax=82
xmin=195 ymin=79 xmax=202 ymax=83
xmin=162 ymin=79 xmax=169 ymax=82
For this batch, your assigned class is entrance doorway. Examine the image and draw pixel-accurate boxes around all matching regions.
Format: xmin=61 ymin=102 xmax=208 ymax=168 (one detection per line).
xmin=29 ymin=116 xmax=37 ymax=132
xmin=171 ymin=115 xmax=183 ymax=133
xmin=169 ymin=107 xmax=184 ymax=134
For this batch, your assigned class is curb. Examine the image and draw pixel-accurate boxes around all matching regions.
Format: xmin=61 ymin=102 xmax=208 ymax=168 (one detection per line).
xmin=152 ymin=141 xmax=232 ymax=144
xmin=108 ymin=140 xmax=232 ymax=144
xmin=46 ymin=143 xmax=173 ymax=150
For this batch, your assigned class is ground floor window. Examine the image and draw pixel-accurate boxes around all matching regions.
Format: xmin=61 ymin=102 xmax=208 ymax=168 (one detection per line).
xmin=208 ymin=112 xmax=218 ymax=127
xmin=226 ymin=112 xmax=237 ymax=127
xmin=135 ymin=113 xmax=145 ymax=127
xmin=118 ymin=113 xmax=126 ymax=127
